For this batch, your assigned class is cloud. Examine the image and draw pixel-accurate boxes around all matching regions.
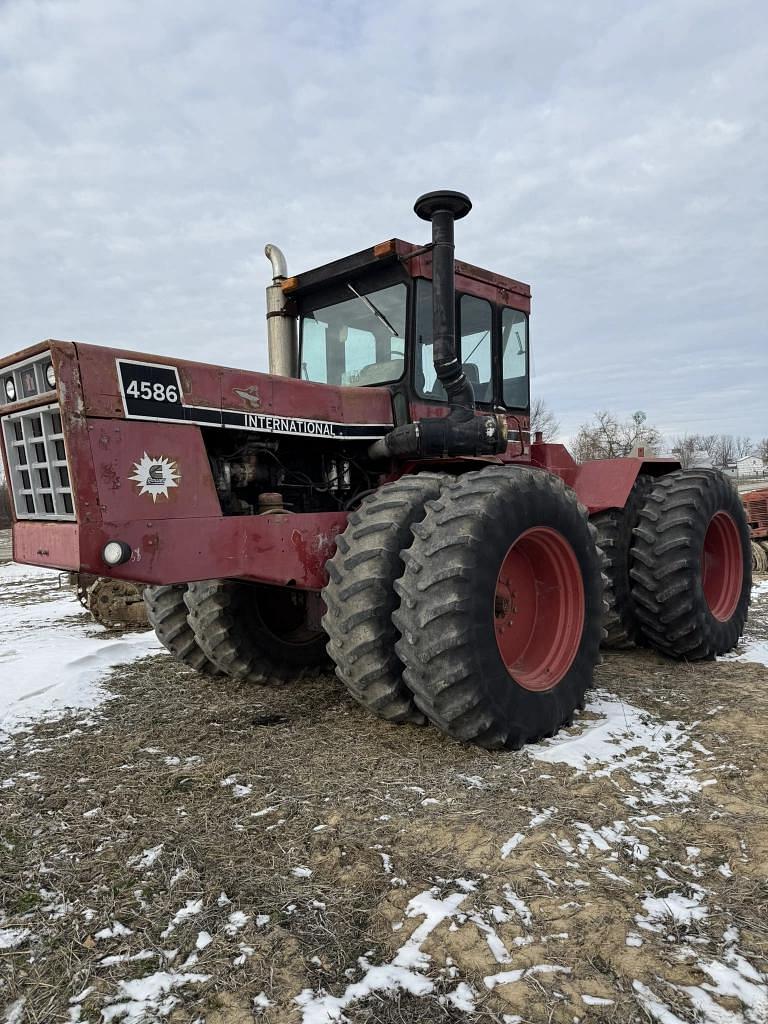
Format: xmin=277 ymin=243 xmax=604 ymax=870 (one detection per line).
xmin=1 ymin=0 xmax=766 ymax=440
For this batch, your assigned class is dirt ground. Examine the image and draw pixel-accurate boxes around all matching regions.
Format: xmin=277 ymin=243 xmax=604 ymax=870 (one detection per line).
xmin=1 ymin=578 xmax=767 ymax=1023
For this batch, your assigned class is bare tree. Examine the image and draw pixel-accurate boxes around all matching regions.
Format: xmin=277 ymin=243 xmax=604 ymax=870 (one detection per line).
xmin=671 ymin=434 xmax=698 ymax=470
xmin=734 ymin=436 xmax=753 ymax=459
xmin=529 ymin=397 xmax=560 ymax=442
xmin=714 ymin=434 xmax=736 ymax=469
xmin=572 ymin=410 xmax=661 ymax=462
xmin=758 ymin=438 xmax=768 ymax=464
xmin=694 ymin=434 xmax=719 ymax=463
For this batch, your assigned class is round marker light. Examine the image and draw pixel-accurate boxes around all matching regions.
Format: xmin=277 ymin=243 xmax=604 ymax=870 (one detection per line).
xmin=4 ymin=378 xmax=15 ymax=402
xmin=45 ymin=362 xmax=56 ymax=389
xmin=102 ymin=540 xmax=132 ymax=566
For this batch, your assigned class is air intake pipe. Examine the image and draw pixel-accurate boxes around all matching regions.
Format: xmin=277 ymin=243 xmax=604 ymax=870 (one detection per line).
xmin=265 ymin=244 xmax=298 ymax=377
xmin=369 ymin=190 xmax=507 ymax=460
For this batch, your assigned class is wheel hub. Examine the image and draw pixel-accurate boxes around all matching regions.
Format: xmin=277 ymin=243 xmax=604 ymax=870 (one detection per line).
xmin=702 ymin=511 xmax=743 ymax=621
xmin=493 ymin=527 xmax=585 ymax=692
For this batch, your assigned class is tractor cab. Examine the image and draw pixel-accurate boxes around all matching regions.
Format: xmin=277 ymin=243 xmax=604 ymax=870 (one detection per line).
xmin=279 ymin=238 xmax=532 ymax=426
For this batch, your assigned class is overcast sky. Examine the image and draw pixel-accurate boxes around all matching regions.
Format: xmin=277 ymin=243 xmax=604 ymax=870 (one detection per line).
xmin=1 ymin=0 xmax=766 ymax=444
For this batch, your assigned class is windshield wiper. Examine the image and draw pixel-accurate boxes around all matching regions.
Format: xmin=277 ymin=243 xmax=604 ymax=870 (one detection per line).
xmin=346 ymin=283 xmax=400 ymax=337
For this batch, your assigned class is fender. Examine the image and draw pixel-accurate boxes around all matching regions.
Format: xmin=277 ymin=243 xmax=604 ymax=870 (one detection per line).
xmin=529 ymin=441 xmax=680 ymax=515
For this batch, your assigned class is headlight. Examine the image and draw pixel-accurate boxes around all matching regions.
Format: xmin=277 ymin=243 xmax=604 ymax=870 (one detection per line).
xmin=45 ymin=362 xmax=56 ymax=389
xmin=102 ymin=540 xmax=132 ymax=566
xmin=4 ymin=377 xmax=15 ymax=402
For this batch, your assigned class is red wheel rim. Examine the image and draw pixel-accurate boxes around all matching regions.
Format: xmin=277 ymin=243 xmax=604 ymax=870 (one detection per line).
xmin=702 ymin=511 xmax=743 ymax=621
xmin=493 ymin=527 xmax=585 ymax=692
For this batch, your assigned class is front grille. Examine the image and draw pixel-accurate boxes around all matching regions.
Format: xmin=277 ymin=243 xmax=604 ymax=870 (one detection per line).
xmin=2 ymin=403 xmax=75 ymax=520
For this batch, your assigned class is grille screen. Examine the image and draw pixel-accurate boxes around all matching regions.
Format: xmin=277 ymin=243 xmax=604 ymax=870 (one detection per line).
xmin=2 ymin=403 xmax=75 ymax=520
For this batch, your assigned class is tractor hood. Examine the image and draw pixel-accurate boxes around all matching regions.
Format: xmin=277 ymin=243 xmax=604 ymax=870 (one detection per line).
xmin=58 ymin=340 xmax=395 ymax=441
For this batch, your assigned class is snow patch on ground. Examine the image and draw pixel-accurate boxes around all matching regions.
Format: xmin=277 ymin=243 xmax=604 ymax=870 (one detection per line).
xmin=723 ymin=581 xmax=768 ymax=666
xmin=531 ymin=691 xmax=704 ymax=806
xmin=633 ymin=928 xmax=768 ymax=1024
xmin=731 ymin=639 xmax=768 ymax=666
xmin=100 ymin=970 xmax=210 ymax=1023
xmin=295 ymin=888 xmax=467 ymax=1022
xmin=0 ymin=563 xmax=163 ymax=740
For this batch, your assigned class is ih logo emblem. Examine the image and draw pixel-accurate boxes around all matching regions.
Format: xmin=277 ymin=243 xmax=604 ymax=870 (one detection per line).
xmin=130 ymin=453 xmax=180 ymax=502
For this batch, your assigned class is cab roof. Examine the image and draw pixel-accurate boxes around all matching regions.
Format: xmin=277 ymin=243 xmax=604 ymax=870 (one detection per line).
xmin=281 ymin=238 xmax=531 ymax=302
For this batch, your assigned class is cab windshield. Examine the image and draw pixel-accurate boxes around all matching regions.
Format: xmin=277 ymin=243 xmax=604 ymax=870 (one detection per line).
xmin=300 ymin=282 xmax=407 ymax=387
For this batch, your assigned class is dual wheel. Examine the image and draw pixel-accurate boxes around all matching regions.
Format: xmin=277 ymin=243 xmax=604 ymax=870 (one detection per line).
xmin=323 ymin=469 xmax=605 ymax=748
xmin=594 ymin=469 xmax=751 ymax=658
xmin=143 ymin=582 xmax=327 ymax=683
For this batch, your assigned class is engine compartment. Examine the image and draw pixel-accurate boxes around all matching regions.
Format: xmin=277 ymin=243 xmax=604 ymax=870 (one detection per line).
xmin=202 ymin=428 xmax=377 ymax=516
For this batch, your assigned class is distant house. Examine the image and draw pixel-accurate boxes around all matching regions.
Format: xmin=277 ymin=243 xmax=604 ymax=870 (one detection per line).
xmin=726 ymin=454 xmax=766 ymax=477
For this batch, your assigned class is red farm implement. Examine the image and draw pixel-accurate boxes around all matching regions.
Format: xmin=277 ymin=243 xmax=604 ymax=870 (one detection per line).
xmin=743 ymin=487 xmax=768 ymax=572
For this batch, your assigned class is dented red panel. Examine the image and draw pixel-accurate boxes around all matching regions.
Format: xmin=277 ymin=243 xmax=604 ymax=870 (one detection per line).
xmin=86 ymin=418 xmax=221 ymax=521
xmin=77 ymin=513 xmax=347 ymax=588
xmin=12 ymin=514 xmax=345 ymax=588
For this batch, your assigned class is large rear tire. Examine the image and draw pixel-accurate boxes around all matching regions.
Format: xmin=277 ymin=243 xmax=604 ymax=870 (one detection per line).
xmin=592 ymin=474 xmax=655 ymax=649
xmin=630 ymin=470 xmax=751 ymax=659
xmin=322 ymin=474 xmax=445 ymax=724
xmin=185 ymin=581 xmax=329 ymax=685
xmin=144 ymin=585 xmax=220 ymax=675
xmin=393 ymin=468 xmax=605 ymax=749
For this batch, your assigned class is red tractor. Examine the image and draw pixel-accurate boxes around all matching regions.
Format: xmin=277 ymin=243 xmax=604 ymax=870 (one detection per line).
xmin=0 ymin=191 xmax=752 ymax=747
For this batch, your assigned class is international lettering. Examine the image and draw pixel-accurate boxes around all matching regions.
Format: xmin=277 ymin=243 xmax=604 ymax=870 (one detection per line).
xmin=244 ymin=413 xmax=336 ymax=437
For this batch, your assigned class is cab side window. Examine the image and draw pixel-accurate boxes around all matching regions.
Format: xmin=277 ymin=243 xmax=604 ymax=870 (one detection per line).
xmin=459 ymin=295 xmax=492 ymax=403
xmin=502 ymin=308 xmax=529 ymax=409
xmin=415 ymin=281 xmax=493 ymax=404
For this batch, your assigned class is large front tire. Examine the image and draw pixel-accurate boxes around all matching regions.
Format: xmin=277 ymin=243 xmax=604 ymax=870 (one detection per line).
xmin=322 ymin=474 xmax=445 ymax=724
xmin=393 ymin=468 xmax=605 ymax=749
xmin=144 ymin=584 xmax=220 ymax=675
xmin=630 ymin=470 xmax=751 ymax=659
xmin=185 ymin=581 xmax=329 ymax=685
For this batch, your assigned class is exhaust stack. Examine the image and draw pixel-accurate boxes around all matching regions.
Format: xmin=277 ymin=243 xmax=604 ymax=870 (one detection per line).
xmin=265 ymin=244 xmax=298 ymax=377
xmin=413 ymin=190 xmax=474 ymax=411
xmin=369 ymin=190 xmax=507 ymax=461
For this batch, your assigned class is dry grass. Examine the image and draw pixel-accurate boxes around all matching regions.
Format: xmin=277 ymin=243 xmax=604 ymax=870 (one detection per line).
xmin=1 ymin=595 xmax=768 ymax=1022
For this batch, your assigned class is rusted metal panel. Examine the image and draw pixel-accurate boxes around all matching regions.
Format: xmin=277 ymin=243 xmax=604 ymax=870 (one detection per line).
xmin=406 ymin=250 xmax=532 ymax=313
xmin=52 ymin=341 xmax=103 ymax=525
xmin=11 ymin=513 xmax=346 ymax=588
xmin=0 ymin=339 xmax=54 ymax=372
xmin=86 ymin=417 xmax=221 ymax=521
xmin=74 ymin=342 xmax=394 ymax=426
xmin=66 ymin=512 xmax=348 ymax=589
xmin=13 ymin=520 xmax=81 ymax=570
xmin=75 ymin=342 xmax=223 ymax=418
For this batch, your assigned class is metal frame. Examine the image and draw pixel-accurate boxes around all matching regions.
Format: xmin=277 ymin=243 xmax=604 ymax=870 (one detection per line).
xmin=2 ymin=401 xmax=75 ymax=520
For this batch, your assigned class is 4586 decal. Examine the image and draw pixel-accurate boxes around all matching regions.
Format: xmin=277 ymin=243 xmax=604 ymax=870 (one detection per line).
xmin=125 ymin=379 xmax=180 ymax=403
xmin=118 ymin=359 xmax=184 ymax=420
